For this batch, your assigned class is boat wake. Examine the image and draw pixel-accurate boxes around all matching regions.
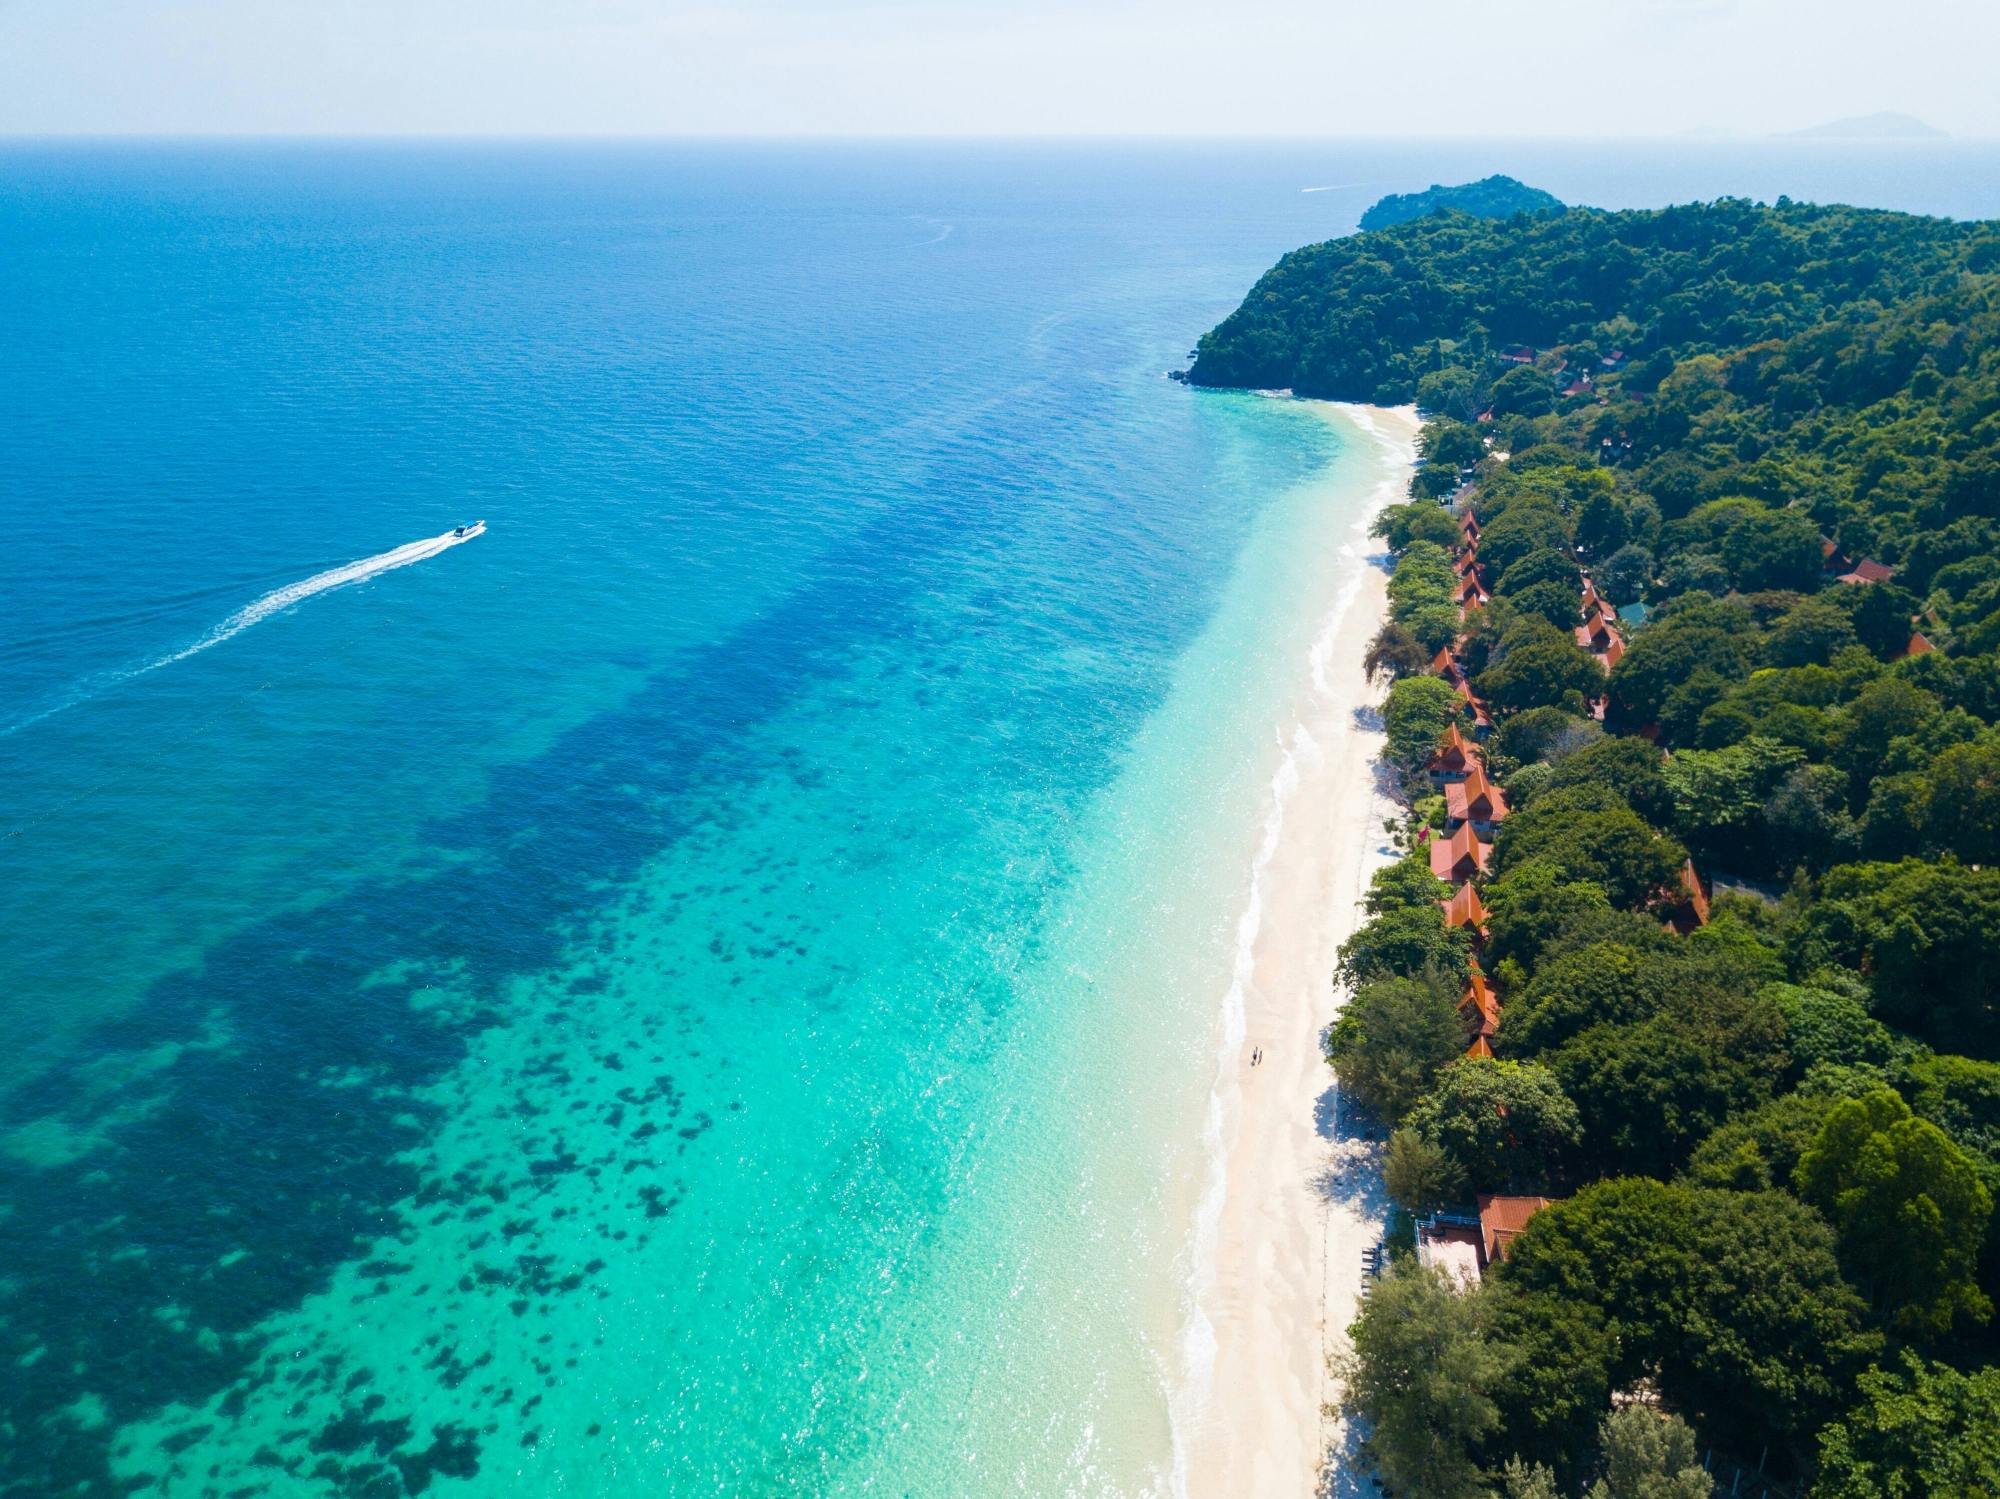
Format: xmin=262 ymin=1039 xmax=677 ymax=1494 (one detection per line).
xmin=153 ymin=523 xmax=484 ymax=669
xmin=1 ymin=523 xmax=485 ymax=738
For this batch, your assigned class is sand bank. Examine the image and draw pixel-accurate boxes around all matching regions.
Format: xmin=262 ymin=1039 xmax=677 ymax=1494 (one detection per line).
xmin=1176 ymin=401 xmax=1420 ymax=1499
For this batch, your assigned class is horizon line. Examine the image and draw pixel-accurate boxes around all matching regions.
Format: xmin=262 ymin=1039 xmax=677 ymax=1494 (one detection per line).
xmin=1 ymin=129 xmax=1993 ymax=146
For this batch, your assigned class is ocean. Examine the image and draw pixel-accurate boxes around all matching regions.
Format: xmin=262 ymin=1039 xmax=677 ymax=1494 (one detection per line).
xmin=5 ymin=139 xmax=2000 ymax=1498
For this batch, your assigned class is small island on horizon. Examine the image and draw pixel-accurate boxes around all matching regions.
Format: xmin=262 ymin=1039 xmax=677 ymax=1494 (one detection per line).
xmin=1357 ymin=175 xmax=1564 ymax=231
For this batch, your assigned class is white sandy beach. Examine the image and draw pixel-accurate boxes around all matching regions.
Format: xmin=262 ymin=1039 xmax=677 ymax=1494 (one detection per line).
xmin=1178 ymin=402 xmax=1420 ymax=1499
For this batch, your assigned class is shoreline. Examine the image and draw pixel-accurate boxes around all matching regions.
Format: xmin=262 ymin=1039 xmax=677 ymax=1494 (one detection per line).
xmin=1174 ymin=401 xmax=1419 ymax=1499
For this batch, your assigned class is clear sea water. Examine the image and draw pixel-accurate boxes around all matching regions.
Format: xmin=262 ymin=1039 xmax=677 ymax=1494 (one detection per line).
xmin=5 ymin=139 xmax=2000 ymax=1499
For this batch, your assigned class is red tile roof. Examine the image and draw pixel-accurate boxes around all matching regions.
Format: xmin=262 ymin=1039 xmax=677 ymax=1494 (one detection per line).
xmin=1902 ymin=631 xmax=1936 ymax=657
xmin=1439 ymin=881 xmax=1490 ymax=932
xmin=1477 ymin=1195 xmax=1553 ymax=1264
xmin=1459 ymin=969 xmax=1501 ymax=1036
xmin=1445 ymin=766 xmax=1511 ymax=826
xmin=1666 ymin=859 xmax=1710 ymax=936
xmin=1837 ymin=558 xmax=1896 ymax=585
xmin=1427 ymin=722 xmax=1475 ymax=772
xmin=1430 ymin=823 xmax=1491 ymax=882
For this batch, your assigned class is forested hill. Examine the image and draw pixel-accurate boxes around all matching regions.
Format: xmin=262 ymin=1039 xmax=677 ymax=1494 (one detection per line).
xmin=1190 ymin=198 xmax=1998 ymax=403
xmin=1246 ymin=196 xmax=2000 ymax=1494
xmin=1191 ymin=197 xmax=2000 ymax=609
xmin=1356 ymin=174 xmax=1564 ymax=231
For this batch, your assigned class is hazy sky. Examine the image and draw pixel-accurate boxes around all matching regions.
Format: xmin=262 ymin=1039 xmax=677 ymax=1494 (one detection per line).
xmin=2 ymin=0 xmax=1996 ymax=138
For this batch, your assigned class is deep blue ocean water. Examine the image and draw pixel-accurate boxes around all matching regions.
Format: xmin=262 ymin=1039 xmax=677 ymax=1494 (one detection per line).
xmin=6 ymin=139 xmax=2000 ymax=1498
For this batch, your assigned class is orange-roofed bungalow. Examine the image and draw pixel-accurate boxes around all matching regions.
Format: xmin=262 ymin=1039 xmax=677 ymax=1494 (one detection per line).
xmin=1458 ymin=510 xmax=1480 ymax=542
xmin=1580 ymin=579 xmax=1606 ymax=613
xmin=1426 ymin=722 xmax=1476 ymax=785
xmin=1439 ymin=881 xmax=1490 ymax=945
xmin=1445 ymin=765 xmax=1511 ymax=837
xmin=1599 ymin=633 xmax=1626 ymax=671
xmin=1666 ymin=859 xmax=1711 ymax=936
xmin=1459 ymin=969 xmax=1501 ymax=1038
xmin=1465 ymin=1034 xmax=1495 ymax=1060
xmin=1838 ymin=558 xmax=1896 ymax=585
xmin=1455 ymin=548 xmax=1482 ymax=578
xmin=1431 ymin=645 xmax=1464 ymax=682
xmin=1576 ymin=612 xmax=1620 ymax=653
xmin=1901 ymin=631 xmax=1936 ymax=658
xmin=1453 ymin=678 xmax=1495 ymax=736
xmin=1430 ymin=822 xmax=1491 ymax=883
xmin=1477 ymin=1195 xmax=1554 ymax=1267
xmin=1456 ymin=573 xmax=1489 ymax=609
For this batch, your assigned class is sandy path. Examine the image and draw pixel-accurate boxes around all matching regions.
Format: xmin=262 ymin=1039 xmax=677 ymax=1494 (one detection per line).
xmin=1177 ymin=402 xmax=1417 ymax=1499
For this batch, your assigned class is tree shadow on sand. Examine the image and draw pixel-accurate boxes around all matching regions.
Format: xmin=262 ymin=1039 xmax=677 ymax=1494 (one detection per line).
xmin=1310 ymin=1075 xmax=1388 ymax=1499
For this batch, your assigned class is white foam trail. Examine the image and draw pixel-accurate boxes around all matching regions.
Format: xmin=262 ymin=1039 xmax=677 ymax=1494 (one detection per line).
xmin=0 ymin=524 xmax=484 ymax=738
xmin=153 ymin=523 xmax=484 ymax=669
xmin=1299 ymin=183 xmax=1361 ymax=194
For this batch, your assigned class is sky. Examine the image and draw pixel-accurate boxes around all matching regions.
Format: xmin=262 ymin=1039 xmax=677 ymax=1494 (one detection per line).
xmin=1 ymin=0 xmax=1996 ymax=138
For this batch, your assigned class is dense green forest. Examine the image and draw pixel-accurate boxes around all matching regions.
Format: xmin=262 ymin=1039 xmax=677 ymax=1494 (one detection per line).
xmin=1200 ymin=196 xmax=2000 ymax=1495
xmin=1357 ymin=173 xmax=1565 ymax=232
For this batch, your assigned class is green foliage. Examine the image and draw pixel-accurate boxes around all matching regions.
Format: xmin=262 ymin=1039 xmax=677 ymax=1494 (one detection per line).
xmin=1900 ymin=1052 xmax=2000 ymax=1162
xmin=1597 ymin=544 xmax=1654 ymax=605
xmin=1498 ymin=706 xmax=1600 ymax=767
xmin=1480 ymin=861 xmax=1614 ymax=975
xmin=1504 ymin=938 xmax=1672 ymax=1053
xmin=1793 ymin=858 xmax=2000 ymax=1056
xmin=1364 ymin=849 xmax=1454 ymax=916
xmin=1764 ymin=982 xmax=1902 ymax=1073
xmin=1488 ymin=1286 xmax=1616 ymax=1481
xmin=1610 ymin=604 xmax=1759 ymax=727
xmin=1584 ymin=1406 xmax=1711 ymax=1499
xmin=1795 ymin=1087 xmax=1994 ymax=1341
xmin=1375 ymin=500 xmax=1462 ymax=551
xmin=1404 ymin=1056 xmax=1582 ymax=1191
xmin=1547 ymin=983 xmax=1791 ymax=1179
xmin=1384 ymin=1126 xmax=1468 ymax=1216
xmin=1501 ymin=1179 xmax=1877 ymax=1448
xmin=1548 ymin=737 xmax=1675 ymax=826
xmin=1337 ymin=1264 xmax=1521 ymax=1499
xmin=1357 ymin=174 xmax=1565 ymax=232
xmin=1364 ymin=620 xmax=1429 ymax=682
xmin=1383 ymin=673 xmax=1469 ymax=783
xmin=1327 ymin=971 xmax=1469 ymax=1125
xmin=1684 ymin=1090 xmax=1844 ymax=1191
xmin=1336 ymin=903 xmax=1473 ymax=991
xmin=1814 ymin=1353 xmax=2000 ymax=1499
xmin=1500 ymin=1459 xmax=1563 ymax=1499
xmin=1480 ymin=504 xmax=1576 ymax=589
xmin=1494 ymin=785 xmax=1688 ymax=910
xmin=1719 ymin=504 xmax=1826 ymax=592
xmin=1769 ymin=596 xmax=1861 ymax=668
xmin=1477 ymin=619 xmax=1606 ymax=714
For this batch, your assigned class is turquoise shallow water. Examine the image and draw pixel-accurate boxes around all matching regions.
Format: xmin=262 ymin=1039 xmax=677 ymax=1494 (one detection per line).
xmin=7 ymin=141 xmax=2000 ymax=1498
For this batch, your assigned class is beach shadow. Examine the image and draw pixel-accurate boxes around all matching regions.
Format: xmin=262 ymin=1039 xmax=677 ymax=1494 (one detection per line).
xmin=1309 ymin=1083 xmax=1389 ymax=1219
xmin=1318 ymin=1414 xmax=1383 ymax=1499
xmin=1311 ymin=1080 xmax=1391 ymax=1499
xmin=1350 ymin=704 xmax=1384 ymax=733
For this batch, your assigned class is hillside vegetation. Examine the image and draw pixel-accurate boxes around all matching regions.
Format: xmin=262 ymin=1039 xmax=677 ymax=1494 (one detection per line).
xmin=1204 ymin=197 xmax=2000 ymax=1496
xmin=1357 ymin=174 xmax=1565 ymax=232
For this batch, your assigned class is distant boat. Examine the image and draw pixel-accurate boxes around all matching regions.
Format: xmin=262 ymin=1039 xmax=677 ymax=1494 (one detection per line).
xmin=452 ymin=520 xmax=486 ymax=539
